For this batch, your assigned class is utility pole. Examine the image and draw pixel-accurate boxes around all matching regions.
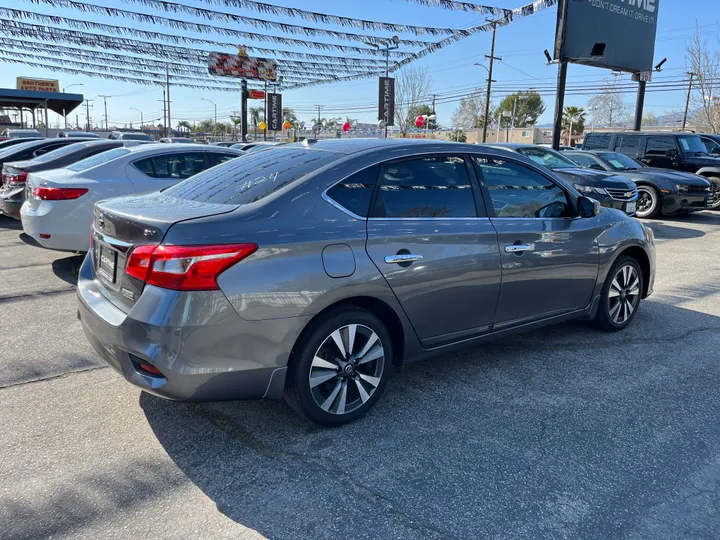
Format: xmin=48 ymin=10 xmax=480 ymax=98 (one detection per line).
xmin=315 ymin=105 xmax=323 ymax=125
xmin=159 ymin=91 xmax=166 ymax=135
xmin=98 ymin=95 xmax=110 ymax=131
xmin=482 ymin=20 xmax=501 ymax=143
xmin=241 ymin=79 xmax=248 ymax=142
xmin=682 ymin=72 xmax=695 ymax=130
xmin=431 ymin=94 xmax=437 ymax=114
xmin=166 ymin=66 xmax=171 ymax=137
xmin=84 ymin=99 xmax=93 ymax=131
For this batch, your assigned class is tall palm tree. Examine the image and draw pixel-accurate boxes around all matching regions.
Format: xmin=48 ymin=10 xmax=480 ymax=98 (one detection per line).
xmin=562 ymin=106 xmax=585 ymax=146
xmin=249 ymin=107 xmax=263 ymax=138
xmin=176 ymin=120 xmax=192 ymax=133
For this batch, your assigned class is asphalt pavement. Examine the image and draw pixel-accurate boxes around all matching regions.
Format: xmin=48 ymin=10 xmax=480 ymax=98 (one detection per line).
xmin=1 ymin=211 xmax=720 ymax=540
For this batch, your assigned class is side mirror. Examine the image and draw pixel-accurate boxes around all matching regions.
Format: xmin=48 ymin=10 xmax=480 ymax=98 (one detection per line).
xmin=589 ymin=163 xmax=605 ymax=171
xmin=665 ymin=148 xmax=678 ymax=158
xmin=578 ymin=196 xmax=600 ymax=218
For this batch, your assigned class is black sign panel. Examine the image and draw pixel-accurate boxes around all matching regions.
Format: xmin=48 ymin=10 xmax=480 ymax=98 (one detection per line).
xmin=378 ymin=77 xmax=395 ymax=127
xmin=555 ymin=0 xmax=660 ymax=73
xmin=267 ymin=93 xmax=282 ymax=131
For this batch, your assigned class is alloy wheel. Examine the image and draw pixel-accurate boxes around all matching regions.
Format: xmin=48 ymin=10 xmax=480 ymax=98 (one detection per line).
xmin=309 ymin=324 xmax=385 ymax=415
xmin=636 ymin=187 xmax=655 ymax=217
xmin=608 ymin=265 xmax=641 ymax=325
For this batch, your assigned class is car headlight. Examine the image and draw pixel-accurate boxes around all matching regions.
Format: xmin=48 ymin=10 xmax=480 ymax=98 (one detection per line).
xmin=574 ymin=184 xmax=608 ymax=195
xmin=676 ymin=184 xmax=690 ymax=192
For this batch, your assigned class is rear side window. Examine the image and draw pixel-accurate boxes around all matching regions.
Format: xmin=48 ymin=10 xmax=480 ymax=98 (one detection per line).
xmin=68 ymin=148 xmax=130 ymax=172
xmin=371 ymin=156 xmax=477 ymax=218
xmin=207 ymin=152 xmax=240 ymax=167
xmin=583 ymin=133 xmax=612 ymax=150
xmin=645 ymin=137 xmax=676 ymax=155
xmin=326 ymin=166 xmax=377 ymax=217
xmin=163 ymin=147 xmax=340 ymax=205
xmin=615 ymin=135 xmax=641 ymax=156
xmin=133 ymin=153 xmax=207 ymax=179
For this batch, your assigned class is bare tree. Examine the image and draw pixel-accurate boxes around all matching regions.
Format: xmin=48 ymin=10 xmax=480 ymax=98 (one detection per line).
xmin=451 ymin=89 xmax=487 ymax=129
xmin=642 ymin=112 xmax=660 ymax=126
xmin=687 ymin=22 xmax=720 ymax=133
xmin=394 ymin=66 xmax=432 ymax=136
xmin=587 ymin=78 xmax=631 ymax=128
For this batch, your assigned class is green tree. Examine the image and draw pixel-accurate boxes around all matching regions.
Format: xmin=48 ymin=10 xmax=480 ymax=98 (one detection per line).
xmin=248 ymin=107 xmax=263 ymax=127
xmin=642 ymin=112 xmax=660 ymax=127
xmin=495 ymin=91 xmax=545 ymax=127
xmin=282 ymin=107 xmax=297 ymax=124
xmin=408 ymin=104 xmax=438 ymax=130
xmin=448 ymin=130 xmax=467 ymax=142
xmin=196 ymin=119 xmax=214 ymax=133
xmin=562 ymin=106 xmax=586 ymax=134
xmin=177 ymin=120 xmax=192 ymax=132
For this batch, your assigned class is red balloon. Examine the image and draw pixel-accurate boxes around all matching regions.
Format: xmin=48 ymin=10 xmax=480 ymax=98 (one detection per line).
xmin=415 ymin=115 xmax=425 ymax=128
xmin=342 ymin=122 xmax=351 ymax=132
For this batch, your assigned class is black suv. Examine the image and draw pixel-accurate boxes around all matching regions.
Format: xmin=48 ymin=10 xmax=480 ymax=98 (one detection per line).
xmin=583 ymin=132 xmax=720 ymax=209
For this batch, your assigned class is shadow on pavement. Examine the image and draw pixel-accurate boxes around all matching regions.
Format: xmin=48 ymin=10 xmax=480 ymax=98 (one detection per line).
xmin=0 ymin=215 xmax=22 ymax=230
xmin=140 ymin=300 xmax=720 ymax=540
xmin=19 ymin=232 xmax=42 ymax=247
xmin=646 ymin=220 xmax=705 ymax=240
xmin=51 ymin=254 xmax=84 ymax=285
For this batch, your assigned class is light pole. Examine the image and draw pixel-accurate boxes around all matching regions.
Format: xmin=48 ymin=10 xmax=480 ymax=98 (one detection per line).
xmin=62 ymin=83 xmax=83 ymax=129
xmin=509 ymin=95 xmax=528 ymax=142
xmin=201 ymin=98 xmax=218 ymax=140
xmin=567 ymin=115 xmax=579 ymax=146
xmin=587 ymin=106 xmax=597 ymax=133
xmin=130 ymin=107 xmax=144 ymax=130
xmin=364 ymin=36 xmax=400 ymax=138
xmin=422 ymin=114 xmax=436 ymax=139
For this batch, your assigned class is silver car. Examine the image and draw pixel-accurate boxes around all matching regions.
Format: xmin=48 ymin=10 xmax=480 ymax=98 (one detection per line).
xmin=77 ymin=140 xmax=656 ymax=426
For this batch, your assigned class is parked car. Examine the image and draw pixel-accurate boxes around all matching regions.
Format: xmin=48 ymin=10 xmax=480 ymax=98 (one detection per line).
xmin=0 ymin=138 xmax=95 ymax=172
xmin=76 ymin=140 xmax=655 ymax=426
xmin=698 ymin=133 xmax=720 ymax=157
xmin=21 ymin=144 xmax=243 ymax=252
xmin=159 ymin=137 xmax=195 ymax=144
xmin=0 ymin=128 xmax=42 ymax=140
xmin=487 ymin=143 xmax=639 ymax=216
xmin=0 ymin=137 xmax=43 ymax=150
xmin=583 ymin=131 xmax=720 ymax=208
xmin=539 ymin=143 xmax=575 ymax=151
xmin=229 ymin=142 xmax=277 ymax=152
xmin=58 ymin=131 xmax=100 ymax=138
xmin=108 ymin=131 xmax=154 ymax=142
xmin=210 ymin=141 xmax=241 ymax=147
xmin=1 ymin=140 xmax=137 ymax=219
xmin=565 ymin=150 xmax=715 ymax=218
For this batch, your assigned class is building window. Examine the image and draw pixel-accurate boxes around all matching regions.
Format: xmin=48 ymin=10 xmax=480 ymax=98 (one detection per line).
xmin=522 ymin=130 xmax=530 ymax=137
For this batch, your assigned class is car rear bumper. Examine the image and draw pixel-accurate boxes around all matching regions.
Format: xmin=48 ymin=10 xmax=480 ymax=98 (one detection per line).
xmin=76 ymin=253 xmax=305 ymax=401
xmin=0 ymin=186 xmax=24 ymax=219
xmin=661 ymin=192 xmax=714 ymax=214
xmin=21 ymin=200 xmax=91 ymax=252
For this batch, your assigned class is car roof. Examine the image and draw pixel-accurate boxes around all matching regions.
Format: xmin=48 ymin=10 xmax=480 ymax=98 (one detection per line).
xmin=122 ymin=143 xmax=243 ymax=155
xmin=588 ymin=131 xmax=702 ymax=137
xmin=484 ymin=142 xmax=536 ymax=150
xmin=279 ymin=138 xmax=462 ymax=156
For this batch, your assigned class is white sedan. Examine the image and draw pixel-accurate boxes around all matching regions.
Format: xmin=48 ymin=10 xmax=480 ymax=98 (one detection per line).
xmin=21 ymin=144 xmax=244 ymax=252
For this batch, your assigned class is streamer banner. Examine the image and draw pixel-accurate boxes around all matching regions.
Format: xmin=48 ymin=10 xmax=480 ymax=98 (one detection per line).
xmin=208 ymin=52 xmax=277 ymax=81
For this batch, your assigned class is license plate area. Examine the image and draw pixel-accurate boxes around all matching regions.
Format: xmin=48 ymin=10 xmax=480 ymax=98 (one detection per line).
xmin=96 ymin=243 xmax=118 ymax=284
xmin=625 ymin=201 xmax=636 ymax=215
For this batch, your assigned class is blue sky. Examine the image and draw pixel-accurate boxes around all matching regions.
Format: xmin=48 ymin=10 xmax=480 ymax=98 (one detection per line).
xmin=0 ymin=0 xmax=717 ymax=129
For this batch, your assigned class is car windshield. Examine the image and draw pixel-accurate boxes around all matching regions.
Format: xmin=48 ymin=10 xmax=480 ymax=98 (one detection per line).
xmin=67 ymin=147 xmax=130 ymax=172
xmin=29 ymin=142 xmax=95 ymax=163
xmin=163 ymin=147 xmax=340 ymax=205
xmin=597 ymin=152 xmax=645 ymax=171
xmin=121 ymin=133 xmax=153 ymax=141
xmin=0 ymin=140 xmax=45 ymax=158
xmin=515 ymin=146 xmax=578 ymax=169
xmin=678 ymin=135 xmax=710 ymax=155
xmin=9 ymin=130 xmax=41 ymax=138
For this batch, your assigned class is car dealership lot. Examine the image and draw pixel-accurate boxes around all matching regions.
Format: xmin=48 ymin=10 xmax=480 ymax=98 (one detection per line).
xmin=1 ymin=212 xmax=720 ymax=540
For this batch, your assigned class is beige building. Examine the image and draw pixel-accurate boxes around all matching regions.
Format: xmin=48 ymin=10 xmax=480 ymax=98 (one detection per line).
xmin=436 ymin=127 xmax=553 ymax=144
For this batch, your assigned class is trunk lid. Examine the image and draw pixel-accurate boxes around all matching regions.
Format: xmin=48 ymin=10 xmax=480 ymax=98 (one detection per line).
xmin=91 ymin=192 xmax=237 ymax=312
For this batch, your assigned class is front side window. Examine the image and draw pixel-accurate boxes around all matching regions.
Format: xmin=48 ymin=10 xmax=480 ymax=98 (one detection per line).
xmin=615 ymin=136 xmax=641 ymax=156
xmin=326 ymin=166 xmax=377 ymax=217
xmin=645 ymin=137 xmax=676 ymax=155
xmin=133 ymin=153 xmax=207 ymax=179
xmin=678 ymin=135 xmax=709 ymax=155
xmin=371 ymin=156 xmax=477 ymax=218
xmin=473 ymin=157 xmax=571 ymax=218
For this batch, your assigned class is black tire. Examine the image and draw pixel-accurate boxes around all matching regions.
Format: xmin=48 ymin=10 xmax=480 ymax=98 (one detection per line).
xmin=593 ymin=256 xmax=643 ymax=332
xmin=706 ymin=177 xmax=720 ymax=210
xmin=284 ymin=307 xmax=393 ymax=427
xmin=635 ymin=185 xmax=660 ymax=218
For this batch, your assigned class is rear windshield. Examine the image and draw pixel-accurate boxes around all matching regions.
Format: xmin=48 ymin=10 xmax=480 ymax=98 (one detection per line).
xmin=30 ymin=141 xmax=98 ymax=163
xmin=0 ymin=140 xmax=45 ymax=158
xmin=121 ymin=133 xmax=153 ymax=141
xmin=164 ymin=147 xmax=339 ymax=205
xmin=67 ymin=147 xmax=130 ymax=172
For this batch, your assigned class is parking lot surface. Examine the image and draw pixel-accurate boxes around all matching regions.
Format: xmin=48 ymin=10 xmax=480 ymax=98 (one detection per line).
xmin=2 ymin=212 xmax=720 ymax=540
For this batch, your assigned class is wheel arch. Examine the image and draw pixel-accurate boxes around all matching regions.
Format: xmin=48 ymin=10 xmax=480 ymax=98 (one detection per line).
xmin=291 ymin=296 xmax=406 ymax=368
xmin=695 ymin=167 xmax=720 ymax=178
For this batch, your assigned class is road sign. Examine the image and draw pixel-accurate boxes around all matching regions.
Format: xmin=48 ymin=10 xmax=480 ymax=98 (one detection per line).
xmin=248 ymin=90 xmax=265 ymax=99
xmin=632 ymin=71 xmax=653 ymax=82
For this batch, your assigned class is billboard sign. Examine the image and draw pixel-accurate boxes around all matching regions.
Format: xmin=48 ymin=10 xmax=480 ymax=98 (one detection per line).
xmin=555 ymin=0 xmax=660 ymax=73
xmin=248 ymin=90 xmax=265 ymax=99
xmin=17 ymin=77 xmax=60 ymax=92
xmin=378 ymin=77 xmax=395 ymax=127
xmin=267 ymin=93 xmax=282 ymax=131
xmin=208 ymin=52 xmax=277 ymax=81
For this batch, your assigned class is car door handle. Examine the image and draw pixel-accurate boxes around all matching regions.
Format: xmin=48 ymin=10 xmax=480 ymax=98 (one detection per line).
xmin=385 ymin=254 xmax=423 ymax=264
xmin=505 ymin=244 xmax=534 ymax=253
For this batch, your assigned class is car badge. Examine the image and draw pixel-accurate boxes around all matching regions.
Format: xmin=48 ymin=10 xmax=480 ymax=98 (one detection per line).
xmin=144 ymin=229 xmax=155 ymax=238
xmin=98 ymin=212 xmax=105 ymax=228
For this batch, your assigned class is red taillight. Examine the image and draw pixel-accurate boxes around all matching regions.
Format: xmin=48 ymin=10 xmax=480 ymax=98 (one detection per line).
xmin=3 ymin=169 xmax=27 ymax=185
xmin=32 ymin=187 xmax=88 ymax=200
xmin=139 ymin=363 xmax=163 ymax=376
xmin=125 ymin=243 xmax=258 ymax=291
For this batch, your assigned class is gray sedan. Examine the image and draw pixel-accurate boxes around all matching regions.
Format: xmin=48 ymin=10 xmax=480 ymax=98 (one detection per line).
xmin=78 ymin=140 xmax=656 ymax=426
